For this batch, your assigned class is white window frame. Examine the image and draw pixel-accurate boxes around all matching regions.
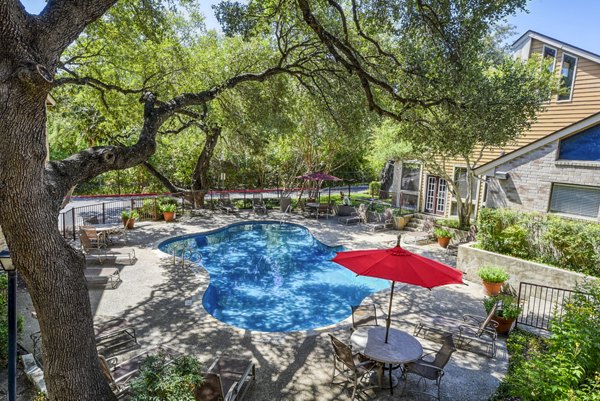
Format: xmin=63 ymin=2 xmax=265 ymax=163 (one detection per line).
xmin=557 ymin=52 xmax=578 ymax=102
xmin=542 ymin=45 xmax=557 ymax=72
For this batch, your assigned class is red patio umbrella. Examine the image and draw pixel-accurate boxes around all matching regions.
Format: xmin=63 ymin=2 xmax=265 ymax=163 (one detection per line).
xmin=296 ymin=171 xmax=342 ymax=202
xmin=332 ymin=237 xmax=463 ymax=343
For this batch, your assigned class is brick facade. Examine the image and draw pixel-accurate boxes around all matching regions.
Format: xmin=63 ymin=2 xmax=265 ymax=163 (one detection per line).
xmin=485 ymin=140 xmax=600 ymax=217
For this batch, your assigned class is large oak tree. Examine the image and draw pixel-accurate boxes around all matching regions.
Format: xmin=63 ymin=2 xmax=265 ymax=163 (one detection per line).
xmin=1 ymin=1 xmax=541 ymax=399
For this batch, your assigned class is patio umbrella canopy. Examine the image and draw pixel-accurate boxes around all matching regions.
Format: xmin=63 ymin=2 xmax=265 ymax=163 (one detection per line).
xmin=332 ymin=237 xmax=463 ymax=343
xmin=296 ymin=171 xmax=342 ymax=202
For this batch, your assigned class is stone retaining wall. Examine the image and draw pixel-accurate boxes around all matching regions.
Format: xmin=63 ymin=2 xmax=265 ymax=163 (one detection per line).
xmin=457 ymin=242 xmax=593 ymax=291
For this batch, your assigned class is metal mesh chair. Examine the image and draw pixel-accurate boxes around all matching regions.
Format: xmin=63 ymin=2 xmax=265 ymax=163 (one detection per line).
xmin=402 ymin=334 xmax=457 ymax=401
xmin=329 ymin=334 xmax=380 ymax=401
xmin=351 ymin=304 xmax=378 ymax=330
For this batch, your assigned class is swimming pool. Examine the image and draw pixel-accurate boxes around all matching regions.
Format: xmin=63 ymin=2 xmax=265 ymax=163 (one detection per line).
xmin=159 ymin=222 xmax=389 ymax=332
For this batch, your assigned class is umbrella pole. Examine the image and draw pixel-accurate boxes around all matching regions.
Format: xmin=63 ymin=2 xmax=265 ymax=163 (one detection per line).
xmin=385 ymin=281 xmax=395 ymax=344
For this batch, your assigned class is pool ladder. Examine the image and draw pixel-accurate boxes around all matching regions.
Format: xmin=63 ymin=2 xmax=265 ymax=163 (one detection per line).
xmin=280 ymin=204 xmax=292 ymax=226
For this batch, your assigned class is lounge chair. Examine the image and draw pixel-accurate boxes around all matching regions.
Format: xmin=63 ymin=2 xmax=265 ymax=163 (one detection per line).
xmin=85 ymin=267 xmax=122 ymax=289
xmin=79 ymin=228 xmax=136 ymax=264
xmin=94 ymin=317 xmax=138 ymax=350
xmin=100 ymin=345 xmax=181 ymax=397
xmin=31 ymin=317 xmax=138 ymax=366
xmin=401 ymin=334 xmax=457 ymax=401
xmin=196 ymin=356 xmax=256 ymax=401
xmin=328 ymin=334 xmax=380 ymax=401
xmin=218 ymin=193 xmax=238 ymax=214
xmin=414 ymin=302 xmax=500 ymax=357
xmin=364 ymin=208 xmax=394 ymax=232
xmin=252 ymin=193 xmax=268 ymax=216
xmin=338 ymin=204 xmax=367 ymax=225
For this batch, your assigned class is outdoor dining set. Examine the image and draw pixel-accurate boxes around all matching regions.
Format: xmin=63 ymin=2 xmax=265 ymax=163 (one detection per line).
xmin=327 ymin=238 xmax=500 ymax=400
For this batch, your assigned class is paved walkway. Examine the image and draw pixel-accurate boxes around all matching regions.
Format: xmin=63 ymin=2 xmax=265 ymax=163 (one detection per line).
xmin=19 ymin=209 xmax=507 ymax=400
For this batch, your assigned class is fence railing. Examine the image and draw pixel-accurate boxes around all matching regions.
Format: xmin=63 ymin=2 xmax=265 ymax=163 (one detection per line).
xmin=58 ymin=196 xmax=184 ymax=240
xmin=516 ymin=281 xmax=586 ymax=332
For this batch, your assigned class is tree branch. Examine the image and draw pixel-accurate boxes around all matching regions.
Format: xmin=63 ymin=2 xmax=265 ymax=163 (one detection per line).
xmin=35 ymin=0 xmax=117 ymax=66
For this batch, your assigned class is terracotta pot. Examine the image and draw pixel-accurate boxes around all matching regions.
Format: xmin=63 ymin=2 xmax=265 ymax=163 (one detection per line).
xmin=482 ymin=281 xmax=503 ymax=296
xmin=163 ymin=211 xmax=175 ymax=222
xmin=493 ymin=315 xmax=516 ymax=334
xmin=122 ymin=217 xmax=135 ymax=229
xmin=437 ymin=236 xmax=451 ymax=248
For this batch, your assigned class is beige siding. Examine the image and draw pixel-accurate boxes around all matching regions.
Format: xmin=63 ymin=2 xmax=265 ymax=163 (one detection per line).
xmin=415 ymin=38 xmax=600 ymax=216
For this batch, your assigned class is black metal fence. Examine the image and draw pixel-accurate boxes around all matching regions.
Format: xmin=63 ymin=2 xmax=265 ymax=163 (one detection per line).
xmin=58 ymin=196 xmax=184 ymax=240
xmin=516 ymin=282 xmax=586 ymax=332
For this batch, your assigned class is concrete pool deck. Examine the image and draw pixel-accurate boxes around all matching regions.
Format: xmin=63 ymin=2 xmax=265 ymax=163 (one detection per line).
xmin=19 ymin=209 xmax=508 ymax=400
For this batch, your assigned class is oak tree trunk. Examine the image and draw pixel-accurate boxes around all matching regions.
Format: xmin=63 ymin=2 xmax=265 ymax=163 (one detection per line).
xmin=0 ymin=80 xmax=117 ymax=400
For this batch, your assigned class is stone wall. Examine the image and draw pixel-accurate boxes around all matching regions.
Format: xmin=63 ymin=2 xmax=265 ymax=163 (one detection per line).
xmin=485 ymin=141 xmax=600 ymax=213
xmin=457 ymin=243 xmax=593 ymax=291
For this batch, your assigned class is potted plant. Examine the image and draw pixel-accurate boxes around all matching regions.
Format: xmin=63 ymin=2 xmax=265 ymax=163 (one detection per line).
xmin=160 ymin=203 xmax=177 ymax=222
xmin=433 ymin=227 xmax=454 ymax=248
xmin=484 ymin=294 xmax=522 ymax=334
xmin=121 ymin=210 xmax=139 ymax=229
xmin=477 ymin=265 xmax=509 ymax=295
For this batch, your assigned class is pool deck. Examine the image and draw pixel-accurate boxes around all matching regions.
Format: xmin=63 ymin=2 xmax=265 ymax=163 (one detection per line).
xmin=19 ymin=209 xmax=508 ymax=400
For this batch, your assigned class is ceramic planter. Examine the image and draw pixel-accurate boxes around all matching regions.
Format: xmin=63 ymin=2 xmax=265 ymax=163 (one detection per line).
xmin=482 ymin=281 xmax=503 ymax=296
xmin=163 ymin=211 xmax=175 ymax=222
xmin=437 ymin=236 xmax=451 ymax=248
xmin=122 ymin=217 xmax=135 ymax=229
xmin=493 ymin=315 xmax=516 ymax=334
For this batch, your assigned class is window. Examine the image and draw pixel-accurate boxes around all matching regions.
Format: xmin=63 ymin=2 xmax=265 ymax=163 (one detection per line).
xmin=542 ymin=45 xmax=557 ymax=72
xmin=558 ymin=53 xmax=577 ymax=101
xmin=549 ymin=184 xmax=600 ymax=219
xmin=398 ymin=162 xmax=421 ymax=212
xmin=558 ymin=123 xmax=600 ymax=161
xmin=400 ymin=163 xmax=421 ymax=192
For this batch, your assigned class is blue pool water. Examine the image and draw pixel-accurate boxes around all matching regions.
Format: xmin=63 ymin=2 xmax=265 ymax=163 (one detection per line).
xmin=159 ymin=222 xmax=389 ymax=332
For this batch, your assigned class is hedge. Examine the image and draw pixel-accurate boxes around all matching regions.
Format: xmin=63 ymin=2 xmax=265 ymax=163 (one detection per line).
xmin=476 ymin=208 xmax=600 ymax=277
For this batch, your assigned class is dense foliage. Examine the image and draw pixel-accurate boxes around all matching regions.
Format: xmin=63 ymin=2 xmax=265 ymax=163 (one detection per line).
xmin=491 ymin=281 xmax=600 ymax=401
xmin=129 ymin=354 xmax=204 ymax=401
xmin=476 ymin=208 xmax=600 ymax=277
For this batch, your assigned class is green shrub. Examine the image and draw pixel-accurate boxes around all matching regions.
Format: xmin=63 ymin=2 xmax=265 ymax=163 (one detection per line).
xmin=369 ymin=181 xmax=381 ymax=197
xmin=477 ymin=265 xmax=509 ymax=283
xmin=130 ymin=353 xmax=204 ymax=401
xmin=436 ymin=218 xmax=462 ymax=230
xmin=491 ymin=281 xmax=600 ymax=401
xmin=138 ymin=199 xmax=160 ymax=220
xmin=433 ymin=227 xmax=454 ymax=238
xmin=483 ymin=294 xmax=521 ymax=319
xmin=476 ymin=208 xmax=600 ymax=277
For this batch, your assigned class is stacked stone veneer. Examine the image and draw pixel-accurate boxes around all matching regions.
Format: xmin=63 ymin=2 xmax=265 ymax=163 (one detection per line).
xmin=485 ymin=140 xmax=600 ymax=215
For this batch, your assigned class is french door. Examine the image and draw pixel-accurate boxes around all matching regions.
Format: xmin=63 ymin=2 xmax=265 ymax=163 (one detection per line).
xmin=424 ymin=176 xmax=447 ymax=215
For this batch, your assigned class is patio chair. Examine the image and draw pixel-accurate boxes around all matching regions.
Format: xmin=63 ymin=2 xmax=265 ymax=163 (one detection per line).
xmin=31 ymin=317 xmax=139 ymax=367
xmin=414 ymin=302 xmax=499 ymax=357
xmin=351 ymin=304 xmax=379 ymax=330
xmin=328 ymin=334 xmax=380 ymax=401
xmin=79 ymin=228 xmax=136 ymax=264
xmin=85 ymin=267 xmax=122 ymax=289
xmin=196 ymin=356 xmax=256 ymax=401
xmin=401 ymin=334 xmax=457 ymax=401
xmin=252 ymin=193 xmax=268 ymax=216
xmin=80 ymin=225 xmax=108 ymax=248
xmin=101 ymin=345 xmax=181 ymax=397
xmin=364 ymin=208 xmax=394 ymax=232
xmin=338 ymin=204 xmax=367 ymax=225
xmin=218 ymin=193 xmax=238 ymax=214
